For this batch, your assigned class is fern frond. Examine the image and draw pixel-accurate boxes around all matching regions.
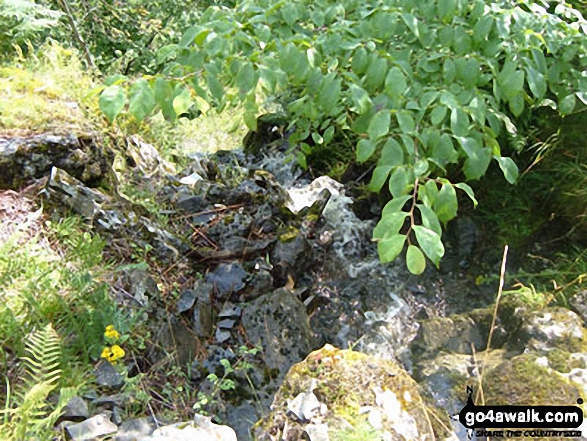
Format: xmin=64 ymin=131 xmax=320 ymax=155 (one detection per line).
xmin=21 ymin=324 xmax=62 ymax=392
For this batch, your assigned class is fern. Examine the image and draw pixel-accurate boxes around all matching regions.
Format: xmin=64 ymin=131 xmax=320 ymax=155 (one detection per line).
xmin=0 ymin=323 xmax=65 ymax=440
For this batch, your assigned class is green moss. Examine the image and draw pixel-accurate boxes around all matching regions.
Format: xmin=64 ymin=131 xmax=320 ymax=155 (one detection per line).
xmin=278 ymin=226 xmax=300 ymax=243
xmin=546 ymin=348 xmax=572 ymax=373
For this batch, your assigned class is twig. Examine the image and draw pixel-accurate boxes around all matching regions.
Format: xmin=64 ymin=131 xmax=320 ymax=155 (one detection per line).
xmin=55 ymin=0 xmax=96 ymax=71
xmin=476 ymin=245 xmax=508 ymax=403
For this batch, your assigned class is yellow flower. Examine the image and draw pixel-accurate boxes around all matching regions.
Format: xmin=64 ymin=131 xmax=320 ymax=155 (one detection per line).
xmin=101 ymin=345 xmax=125 ymax=364
xmin=104 ymin=325 xmax=120 ymax=340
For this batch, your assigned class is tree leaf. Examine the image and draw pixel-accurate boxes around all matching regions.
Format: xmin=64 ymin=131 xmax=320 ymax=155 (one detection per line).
xmin=378 ymin=138 xmax=404 ymax=167
xmin=559 ymin=94 xmax=576 ymax=116
xmin=417 ymin=204 xmax=442 ymax=236
xmin=377 ymin=234 xmax=407 ymax=264
xmin=388 ymin=166 xmax=413 ymax=198
xmin=128 ymin=80 xmax=155 ymax=121
xmin=385 ymin=67 xmax=407 ymax=98
xmin=433 ymin=182 xmax=458 ymax=223
xmin=368 ymin=110 xmax=391 ymax=140
xmin=413 ymin=225 xmax=445 ymax=267
xmin=430 ymin=105 xmax=447 ymax=126
xmin=525 ymin=66 xmax=546 ymax=100
xmin=369 ymin=165 xmax=393 ymax=192
xmin=349 ymin=84 xmax=372 ymax=114
xmin=357 ymin=139 xmax=376 ymax=163
xmin=406 ymin=245 xmax=426 ymax=274
xmin=397 ymin=111 xmax=415 ymax=133
xmin=236 ymin=62 xmax=258 ymax=95
xmin=455 ymin=183 xmax=478 ymax=207
xmin=450 ymin=107 xmax=469 ymax=137
xmin=382 ymin=195 xmax=412 ymax=217
xmin=99 ymin=85 xmax=126 ymax=122
xmin=494 ymin=156 xmax=519 ymax=184
xmin=173 ymin=87 xmax=193 ymax=116
xmin=364 ymin=56 xmax=388 ymax=90
xmin=373 ymin=211 xmax=409 ymax=239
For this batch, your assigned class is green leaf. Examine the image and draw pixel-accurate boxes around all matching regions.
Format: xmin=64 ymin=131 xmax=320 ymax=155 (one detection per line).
xmin=236 ymin=62 xmax=258 ymax=95
xmin=559 ymin=94 xmax=576 ymax=116
xmin=414 ymin=159 xmax=429 ymax=177
xmin=357 ymin=139 xmax=376 ymax=163
xmin=352 ymin=47 xmax=369 ymax=75
xmin=377 ymin=234 xmax=407 ymax=264
xmin=369 ymin=166 xmax=393 ymax=192
xmin=450 ymin=107 xmax=469 ymax=137
xmin=430 ymin=105 xmax=447 ymax=126
xmin=406 ymin=245 xmax=426 ymax=274
xmin=499 ymin=70 xmax=525 ymax=100
xmin=318 ymin=75 xmax=341 ymax=114
xmin=128 ymin=80 xmax=155 ymax=122
xmin=438 ymin=0 xmax=457 ymax=21
xmin=99 ymin=85 xmax=126 ymax=122
xmin=368 ymin=111 xmax=390 ymax=140
xmin=379 ymin=138 xmax=404 ymax=167
xmin=456 ymin=58 xmax=480 ymax=88
xmin=525 ymin=66 xmax=546 ymax=100
xmin=373 ymin=211 xmax=409 ymax=239
xmin=244 ymin=110 xmax=257 ymax=131
xmin=401 ymin=13 xmax=419 ymax=38
xmin=385 ymin=67 xmax=407 ymax=98
xmin=462 ymin=145 xmax=492 ymax=180
xmin=417 ymin=204 xmax=442 ymax=236
xmin=473 ymin=15 xmax=493 ymax=43
xmin=413 ymin=225 xmax=444 ymax=267
xmin=349 ymin=84 xmax=372 ymax=114
xmin=433 ymin=182 xmax=458 ymax=223
xmin=455 ymin=183 xmax=478 ymax=208
xmin=153 ymin=78 xmax=175 ymax=121
xmin=173 ymin=87 xmax=193 ymax=116
xmin=396 ymin=111 xmax=415 ymax=133
xmin=432 ymin=134 xmax=459 ymax=167
xmin=364 ymin=56 xmax=388 ymax=90
xmin=494 ymin=156 xmax=519 ymax=184
xmin=388 ymin=166 xmax=413 ymax=198
xmin=382 ymin=195 xmax=412 ymax=217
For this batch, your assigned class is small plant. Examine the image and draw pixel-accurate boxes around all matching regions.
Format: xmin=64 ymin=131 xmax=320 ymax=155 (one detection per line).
xmin=100 ymin=325 xmax=126 ymax=365
xmin=193 ymin=345 xmax=261 ymax=415
xmin=0 ymin=324 xmax=77 ymax=440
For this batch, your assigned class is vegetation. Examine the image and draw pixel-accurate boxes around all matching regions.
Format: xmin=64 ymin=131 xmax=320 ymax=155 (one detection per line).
xmin=96 ymin=0 xmax=587 ymax=274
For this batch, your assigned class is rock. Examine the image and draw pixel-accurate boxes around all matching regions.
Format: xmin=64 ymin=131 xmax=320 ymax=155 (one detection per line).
xmin=218 ymin=303 xmax=242 ymax=318
xmin=93 ymin=393 xmax=133 ymax=408
xmin=65 ymin=412 xmax=118 ymax=440
xmin=113 ymin=417 xmax=157 ymax=441
xmin=569 ymin=290 xmax=587 ymax=323
xmin=192 ymin=281 xmax=214 ymax=338
xmin=285 ymin=176 xmax=343 ymax=215
xmin=519 ymin=307 xmax=586 ymax=353
xmin=94 ymin=361 xmax=125 ymax=389
xmin=0 ymin=133 xmax=112 ymax=190
xmin=305 ymin=423 xmax=330 ymax=441
xmin=124 ymin=267 xmax=159 ymax=307
xmin=205 ymin=262 xmax=248 ymax=298
xmin=60 ymin=396 xmax=89 ymax=422
xmin=253 ymin=344 xmax=451 ymax=441
xmin=272 ymin=233 xmax=312 ymax=281
xmin=176 ymin=289 xmax=197 ymax=314
xmin=242 ymin=288 xmax=315 ymax=376
xmin=141 ymin=414 xmax=237 ymax=441
xmin=154 ymin=316 xmax=200 ymax=366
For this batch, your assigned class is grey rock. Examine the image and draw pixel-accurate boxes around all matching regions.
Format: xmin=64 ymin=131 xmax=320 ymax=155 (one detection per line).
xmin=93 ymin=393 xmax=133 ymax=408
xmin=569 ymin=290 xmax=587 ymax=323
xmin=192 ymin=281 xmax=214 ymax=338
xmin=177 ymin=289 xmax=197 ymax=313
xmin=113 ymin=417 xmax=157 ymax=441
xmin=521 ymin=307 xmax=585 ymax=353
xmin=287 ymin=390 xmax=323 ymax=422
xmin=94 ymin=361 xmax=125 ymax=389
xmin=218 ymin=303 xmax=241 ymax=318
xmin=65 ymin=412 xmax=118 ymax=440
xmin=206 ymin=262 xmax=247 ymax=297
xmin=217 ymin=319 xmax=236 ymax=329
xmin=125 ymin=267 xmax=159 ymax=307
xmin=60 ymin=396 xmax=89 ymax=422
xmin=155 ymin=316 xmax=200 ymax=366
xmin=215 ymin=328 xmax=231 ymax=343
xmin=242 ymin=288 xmax=314 ymax=375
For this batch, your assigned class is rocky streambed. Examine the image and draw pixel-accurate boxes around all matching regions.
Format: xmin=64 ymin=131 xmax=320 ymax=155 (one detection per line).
xmin=2 ymin=131 xmax=587 ymax=440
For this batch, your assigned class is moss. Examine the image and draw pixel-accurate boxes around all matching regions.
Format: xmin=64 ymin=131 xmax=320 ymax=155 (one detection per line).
xmin=254 ymin=345 xmax=444 ymax=440
xmin=278 ymin=226 xmax=300 ymax=243
xmin=546 ymin=348 xmax=572 ymax=373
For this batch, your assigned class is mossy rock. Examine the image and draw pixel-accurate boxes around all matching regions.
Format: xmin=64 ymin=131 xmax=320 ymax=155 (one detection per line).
xmin=253 ymin=344 xmax=451 ymax=441
xmin=481 ymin=354 xmax=583 ymax=441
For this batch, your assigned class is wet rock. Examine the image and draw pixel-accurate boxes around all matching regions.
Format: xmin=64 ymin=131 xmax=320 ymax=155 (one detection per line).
xmin=94 ymin=361 xmax=125 ymax=389
xmin=272 ymin=233 xmax=312 ymax=281
xmin=175 ymin=194 xmax=210 ymax=214
xmin=285 ymin=176 xmax=343 ymax=215
xmin=65 ymin=412 xmax=118 ymax=440
xmin=177 ymin=289 xmax=197 ymax=314
xmin=242 ymin=288 xmax=315 ymax=376
xmin=60 ymin=396 xmax=89 ymax=422
xmin=141 ymin=414 xmax=237 ymax=441
xmin=0 ymin=133 xmax=112 ymax=190
xmin=519 ymin=307 xmax=586 ymax=353
xmin=411 ymin=314 xmax=485 ymax=358
xmin=113 ymin=417 xmax=157 ymax=441
xmin=124 ymin=267 xmax=159 ymax=306
xmin=206 ymin=262 xmax=248 ymax=299
xmin=253 ymin=344 xmax=450 ymax=441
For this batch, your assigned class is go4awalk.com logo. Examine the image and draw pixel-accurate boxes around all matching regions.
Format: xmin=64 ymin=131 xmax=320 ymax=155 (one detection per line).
xmin=458 ymin=386 xmax=584 ymax=438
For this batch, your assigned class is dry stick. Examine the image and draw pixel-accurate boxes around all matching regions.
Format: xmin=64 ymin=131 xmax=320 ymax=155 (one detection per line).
xmin=476 ymin=245 xmax=509 ymax=404
xmin=56 ymin=0 xmax=96 ymax=70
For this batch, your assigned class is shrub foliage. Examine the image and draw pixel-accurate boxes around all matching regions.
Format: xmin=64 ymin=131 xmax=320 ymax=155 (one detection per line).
xmin=99 ymin=0 xmax=587 ymax=273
